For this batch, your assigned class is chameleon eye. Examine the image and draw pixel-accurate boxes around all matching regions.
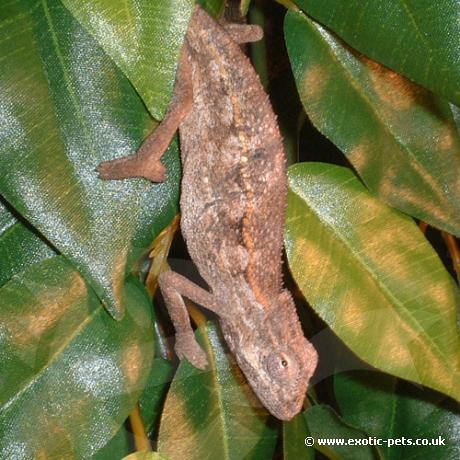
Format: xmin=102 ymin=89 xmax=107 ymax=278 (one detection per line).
xmin=278 ymin=352 xmax=291 ymax=369
xmin=266 ymin=352 xmax=298 ymax=382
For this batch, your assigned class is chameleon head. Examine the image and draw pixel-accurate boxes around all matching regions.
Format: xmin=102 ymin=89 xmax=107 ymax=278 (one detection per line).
xmin=221 ymin=289 xmax=318 ymax=421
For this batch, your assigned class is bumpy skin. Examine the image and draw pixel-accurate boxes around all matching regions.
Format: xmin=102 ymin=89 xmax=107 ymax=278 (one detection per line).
xmin=98 ymin=6 xmax=318 ymax=421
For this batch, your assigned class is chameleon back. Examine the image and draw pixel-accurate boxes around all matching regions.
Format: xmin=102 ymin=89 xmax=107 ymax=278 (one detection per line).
xmin=179 ymin=7 xmax=288 ymax=306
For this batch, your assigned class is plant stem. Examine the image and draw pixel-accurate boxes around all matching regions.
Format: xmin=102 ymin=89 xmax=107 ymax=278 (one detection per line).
xmin=145 ymin=214 xmax=180 ymax=296
xmin=188 ymin=300 xmax=208 ymax=328
xmin=249 ymin=1 xmax=269 ymax=89
xmin=442 ymin=231 xmax=460 ymax=283
xmin=418 ymin=221 xmax=428 ymax=234
xmin=274 ymin=0 xmax=299 ymax=11
xmin=129 ymin=403 xmax=152 ymax=452
xmin=146 ymin=214 xmax=180 ymax=360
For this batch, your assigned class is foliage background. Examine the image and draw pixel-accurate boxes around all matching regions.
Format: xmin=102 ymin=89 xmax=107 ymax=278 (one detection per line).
xmin=1 ymin=0 xmax=460 ymax=458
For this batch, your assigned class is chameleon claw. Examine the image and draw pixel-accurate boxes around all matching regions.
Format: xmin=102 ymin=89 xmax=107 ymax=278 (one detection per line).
xmin=97 ymin=161 xmax=118 ymax=180
xmin=175 ymin=332 xmax=209 ymax=370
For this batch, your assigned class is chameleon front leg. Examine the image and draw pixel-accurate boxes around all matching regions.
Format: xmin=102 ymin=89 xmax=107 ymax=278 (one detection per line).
xmin=224 ymin=23 xmax=263 ymax=44
xmin=97 ymin=46 xmax=193 ymax=182
xmin=159 ymin=270 xmax=224 ymax=370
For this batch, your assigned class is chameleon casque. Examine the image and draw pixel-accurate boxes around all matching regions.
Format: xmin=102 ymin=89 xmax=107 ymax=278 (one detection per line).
xmin=98 ymin=5 xmax=318 ymax=421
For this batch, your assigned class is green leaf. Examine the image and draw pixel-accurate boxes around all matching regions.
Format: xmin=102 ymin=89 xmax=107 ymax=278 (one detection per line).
xmin=285 ymin=162 xmax=460 ymax=402
xmin=197 ymin=0 xmax=226 ymax=17
xmin=60 ymin=0 xmax=193 ymax=119
xmin=304 ymin=405 xmax=382 ymax=459
xmin=0 ymin=220 xmax=56 ymax=287
xmin=139 ymin=357 xmax=175 ymax=435
xmin=240 ymin=0 xmax=252 ymax=16
xmin=283 ymin=413 xmax=315 ymax=460
xmin=95 ymin=332 xmax=174 ymax=458
xmin=285 ymin=10 xmax=460 ymax=236
xmin=0 ymin=202 xmax=16 ymax=234
xmin=335 ymin=371 xmax=460 ymax=459
xmin=0 ymin=257 xmax=154 ymax=459
xmin=158 ymin=322 xmax=278 ymax=460
xmin=294 ymin=0 xmax=460 ymax=106
xmin=123 ymin=452 xmax=169 ymax=460
xmin=93 ymin=427 xmax=131 ymax=460
xmin=0 ymin=0 xmax=180 ymax=318
xmin=0 ymin=197 xmax=56 ymax=287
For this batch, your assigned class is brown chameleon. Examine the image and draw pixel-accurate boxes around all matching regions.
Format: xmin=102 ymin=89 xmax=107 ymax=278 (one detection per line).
xmin=98 ymin=5 xmax=318 ymax=421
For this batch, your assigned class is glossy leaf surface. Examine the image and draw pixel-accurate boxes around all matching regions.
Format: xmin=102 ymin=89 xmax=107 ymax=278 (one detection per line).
xmin=0 ymin=257 xmax=154 ymax=459
xmin=0 ymin=0 xmax=180 ymax=318
xmin=295 ymin=0 xmax=460 ymax=105
xmin=304 ymin=405 xmax=381 ymax=459
xmin=285 ymin=10 xmax=460 ymax=236
xmin=0 ymin=220 xmax=55 ymax=287
xmin=283 ymin=412 xmax=314 ymax=460
xmin=0 ymin=202 xmax=16 ymax=234
xmin=60 ymin=0 xmax=193 ymax=119
xmin=0 ymin=200 xmax=55 ymax=286
xmin=335 ymin=371 xmax=460 ymax=459
xmin=158 ymin=322 xmax=278 ymax=460
xmin=285 ymin=163 xmax=460 ymax=402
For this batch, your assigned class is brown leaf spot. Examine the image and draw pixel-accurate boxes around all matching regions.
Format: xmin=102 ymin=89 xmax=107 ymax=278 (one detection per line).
xmin=9 ymin=275 xmax=86 ymax=348
xmin=438 ymin=127 xmax=454 ymax=151
xmin=363 ymin=57 xmax=418 ymax=111
xmin=301 ymin=64 xmax=329 ymax=99
xmin=349 ymin=143 xmax=371 ymax=171
xmin=121 ymin=342 xmax=143 ymax=388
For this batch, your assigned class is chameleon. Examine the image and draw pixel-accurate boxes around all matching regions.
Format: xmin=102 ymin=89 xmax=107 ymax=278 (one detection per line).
xmin=98 ymin=4 xmax=318 ymax=421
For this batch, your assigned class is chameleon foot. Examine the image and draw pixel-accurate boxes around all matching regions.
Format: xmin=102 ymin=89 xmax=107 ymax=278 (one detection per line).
xmin=175 ymin=331 xmax=208 ymax=370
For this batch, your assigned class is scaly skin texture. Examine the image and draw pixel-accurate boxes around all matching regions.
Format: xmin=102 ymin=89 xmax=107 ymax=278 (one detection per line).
xmin=98 ymin=5 xmax=318 ymax=421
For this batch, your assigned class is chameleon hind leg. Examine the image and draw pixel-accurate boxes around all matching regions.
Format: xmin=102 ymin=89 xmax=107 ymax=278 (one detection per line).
xmin=97 ymin=46 xmax=193 ymax=182
xmin=158 ymin=271 xmax=227 ymax=370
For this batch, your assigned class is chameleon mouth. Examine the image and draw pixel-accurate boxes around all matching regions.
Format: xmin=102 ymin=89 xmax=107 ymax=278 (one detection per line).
xmin=258 ymin=388 xmax=305 ymax=421
xmin=268 ymin=399 xmax=303 ymax=421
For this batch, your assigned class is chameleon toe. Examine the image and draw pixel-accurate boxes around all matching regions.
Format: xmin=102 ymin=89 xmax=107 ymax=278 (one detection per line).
xmin=175 ymin=332 xmax=209 ymax=370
